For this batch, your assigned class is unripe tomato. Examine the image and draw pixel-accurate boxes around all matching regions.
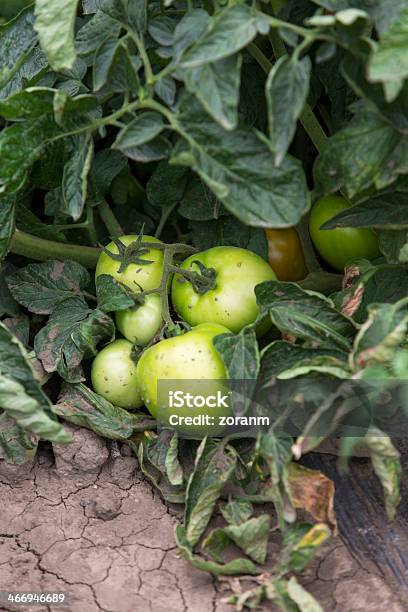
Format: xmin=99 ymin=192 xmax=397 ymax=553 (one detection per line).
xmin=96 ymin=235 xmax=164 ymax=291
xmin=91 ymin=339 xmax=143 ymax=409
xmin=115 ymin=293 xmax=162 ymax=346
xmin=265 ymin=228 xmax=308 ymax=281
xmin=137 ymin=323 xmax=232 ymax=436
xmin=309 ymin=195 xmax=380 ymax=272
xmin=171 ymin=246 xmax=276 ymax=333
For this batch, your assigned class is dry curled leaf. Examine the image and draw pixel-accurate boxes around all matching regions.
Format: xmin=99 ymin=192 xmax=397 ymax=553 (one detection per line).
xmin=289 ymin=463 xmax=337 ymax=533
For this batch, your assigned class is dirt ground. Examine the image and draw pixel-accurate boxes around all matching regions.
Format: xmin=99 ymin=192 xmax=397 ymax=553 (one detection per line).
xmin=1 ymin=425 xmax=407 ymax=612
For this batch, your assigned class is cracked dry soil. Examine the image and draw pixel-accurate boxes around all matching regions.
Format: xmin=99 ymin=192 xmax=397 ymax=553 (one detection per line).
xmin=1 ymin=424 xmax=407 ymax=612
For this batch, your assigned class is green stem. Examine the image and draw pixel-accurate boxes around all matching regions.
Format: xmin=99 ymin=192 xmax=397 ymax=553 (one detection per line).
xmin=98 ymin=200 xmax=123 ymax=238
xmin=297 ymin=215 xmax=321 ymax=273
xmin=127 ymin=30 xmax=155 ymax=86
xmin=268 ymin=27 xmax=286 ymax=59
xmin=139 ymin=97 xmax=179 ymax=126
xmin=160 ymin=247 xmax=175 ymax=328
xmin=299 ymin=104 xmax=328 ymax=155
xmin=247 ymin=42 xmax=328 ymax=153
xmin=11 ymin=230 xmax=100 ymax=268
xmin=268 ymin=15 xmax=312 ymax=38
xmin=155 ymin=202 xmax=179 ymax=238
xmin=84 ymin=204 xmax=98 ymax=246
xmin=248 ymin=42 xmax=272 ymax=73
xmin=168 ymin=263 xmax=216 ymax=293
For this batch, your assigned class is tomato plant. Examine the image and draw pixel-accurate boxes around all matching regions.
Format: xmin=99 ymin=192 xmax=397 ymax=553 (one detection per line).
xmin=172 ymin=246 xmax=276 ymax=333
xmin=137 ymin=323 xmax=231 ymax=436
xmin=1 ymin=1 xmax=407 ymax=609
xmin=309 ymin=195 xmax=380 ymax=271
xmin=266 ymin=228 xmax=308 ymax=281
xmin=91 ymin=339 xmax=143 ymax=410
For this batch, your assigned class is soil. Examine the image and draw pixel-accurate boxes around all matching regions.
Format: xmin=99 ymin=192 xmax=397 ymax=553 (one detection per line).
xmin=1 ymin=424 xmax=407 ymax=612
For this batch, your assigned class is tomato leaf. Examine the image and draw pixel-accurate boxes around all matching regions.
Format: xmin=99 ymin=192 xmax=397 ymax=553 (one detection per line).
xmin=256 ymin=281 xmax=355 ymax=352
xmin=0 ymin=412 xmax=37 ymax=464
xmin=34 ymin=0 xmax=80 ymax=71
xmin=76 ymin=10 xmax=121 ymax=60
xmin=363 ymin=430 xmax=401 ymax=520
xmin=368 ymin=6 xmax=408 ymax=97
xmin=204 ymin=514 xmax=270 ymax=564
xmin=378 ymin=229 xmax=408 ymax=263
xmin=183 ymin=55 xmax=242 ymax=131
xmin=282 ymin=522 xmax=331 ymax=573
xmin=146 ymin=161 xmax=188 ymax=209
xmin=219 ymin=499 xmax=253 ymax=526
xmin=0 ymin=115 xmax=61 ymax=194
xmin=351 ymin=297 xmax=408 ymax=369
xmin=133 ymin=432 xmax=188 ymax=504
xmin=34 ymin=297 xmax=115 ymax=381
xmin=61 ymin=134 xmax=94 ymax=221
xmin=184 ymin=438 xmax=237 ymax=547
xmin=322 ymin=192 xmax=408 ymax=230
xmin=179 ymin=4 xmax=268 ymax=68
xmin=190 ymin=215 xmax=268 ymax=258
xmin=113 ymin=112 xmax=164 ymax=151
xmin=314 ymin=110 xmax=407 ymax=198
xmin=7 ymin=260 xmax=91 ymax=314
xmin=96 ymin=274 xmax=135 ymax=312
xmin=93 ymin=38 xmax=141 ymax=93
xmin=0 ymin=195 xmax=16 ymax=260
xmin=173 ymin=95 xmax=310 ymax=227
xmin=56 ymin=382 xmax=155 ymax=439
xmin=286 ymin=575 xmax=325 ymax=611
xmin=0 ymin=87 xmax=55 ymax=120
xmin=0 ymin=322 xmax=70 ymax=444
xmin=259 ymin=341 xmax=349 ymax=380
xmin=214 ymin=328 xmax=260 ymax=381
xmin=0 ymin=8 xmax=48 ymax=100
xmin=266 ymin=55 xmax=311 ymax=166
xmin=176 ymin=524 xmax=260 ymax=575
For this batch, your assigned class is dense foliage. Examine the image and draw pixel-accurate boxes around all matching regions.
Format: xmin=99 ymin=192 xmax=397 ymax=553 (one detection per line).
xmin=0 ymin=0 xmax=407 ymax=609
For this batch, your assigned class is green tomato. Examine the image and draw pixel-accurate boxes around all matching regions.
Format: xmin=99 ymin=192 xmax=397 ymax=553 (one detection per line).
xmin=96 ymin=235 xmax=164 ymax=291
xmin=309 ymin=195 xmax=380 ymax=272
xmin=136 ymin=323 xmax=232 ymax=437
xmin=171 ymin=246 xmax=276 ymax=333
xmin=115 ymin=293 xmax=162 ymax=346
xmin=91 ymin=339 xmax=143 ymax=409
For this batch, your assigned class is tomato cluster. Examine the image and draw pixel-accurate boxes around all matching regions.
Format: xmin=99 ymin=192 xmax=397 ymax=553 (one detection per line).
xmin=92 ymin=235 xmax=275 ymax=434
xmin=91 ymin=199 xmax=380 ymax=434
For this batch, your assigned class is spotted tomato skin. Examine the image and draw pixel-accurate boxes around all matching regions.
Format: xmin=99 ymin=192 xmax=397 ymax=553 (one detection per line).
xmin=96 ymin=235 xmax=164 ymax=291
xmin=116 ymin=293 xmax=162 ymax=346
xmin=91 ymin=339 xmax=143 ymax=409
xmin=171 ymin=246 xmax=276 ymax=333
xmin=136 ymin=323 xmax=232 ymax=437
xmin=309 ymin=195 xmax=380 ymax=272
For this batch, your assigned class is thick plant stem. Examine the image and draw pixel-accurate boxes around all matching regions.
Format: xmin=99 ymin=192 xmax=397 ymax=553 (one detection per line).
xmin=10 ymin=230 xmax=100 ymax=268
xmin=98 ymin=200 xmax=123 ymax=238
xmin=249 ymin=39 xmax=328 ymax=154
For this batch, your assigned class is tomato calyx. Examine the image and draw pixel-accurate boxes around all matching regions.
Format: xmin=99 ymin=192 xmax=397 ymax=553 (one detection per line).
xmin=171 ymin=259 xmax=217 ymax=295
xmin=100 ymin=234 xmax=155 ymax=272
